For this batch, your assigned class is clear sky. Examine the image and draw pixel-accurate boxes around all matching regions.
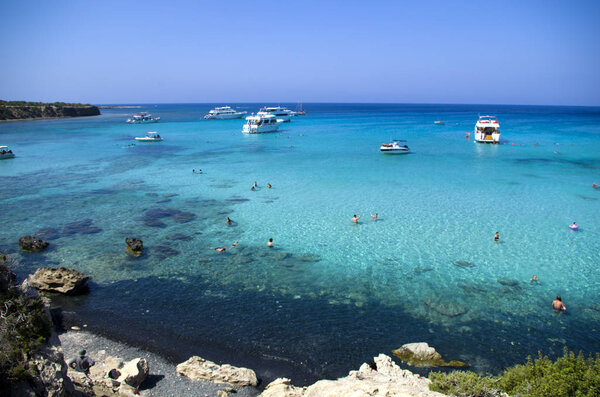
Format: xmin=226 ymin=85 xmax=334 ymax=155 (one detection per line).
xmin=1 ymin=0 xmax=599 ymax=105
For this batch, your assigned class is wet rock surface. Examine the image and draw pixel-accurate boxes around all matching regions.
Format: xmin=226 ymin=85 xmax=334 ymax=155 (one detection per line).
xmin=19 ymin=235 xmax=50 ymax=251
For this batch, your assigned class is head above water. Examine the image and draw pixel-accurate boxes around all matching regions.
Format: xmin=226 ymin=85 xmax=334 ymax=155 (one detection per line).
xmin=556 ymin=295 xmax=562 ymax=301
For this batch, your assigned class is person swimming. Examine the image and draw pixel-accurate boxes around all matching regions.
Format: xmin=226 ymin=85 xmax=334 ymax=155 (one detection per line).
xmin=530 ymin=274 xmax=540 ymax=284
xmin=267 ymin=238 xmax=274 ymax=248
xmin=371 ymin=213 xmax=378 ymax=220
xmin=267 ymin=183 xmax=272 ymax=189
xmin=253 ymin=181 xmax=258 ymax=188
xmin=352 ymin=214 xmax=361 ymax=223
xmin=552 ymin=295 xmax=566 ymax=312
xmin=215 ymin=247 xmax=226 ymax=252
xmin=226 ymin=217 xmax=232 ymax=225
xmin=494 ymin=232 xmax=500 ymax=242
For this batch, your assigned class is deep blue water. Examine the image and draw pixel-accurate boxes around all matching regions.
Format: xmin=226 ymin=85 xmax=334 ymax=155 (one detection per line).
xmin=1 ymin=103 xmax=599 ymax=383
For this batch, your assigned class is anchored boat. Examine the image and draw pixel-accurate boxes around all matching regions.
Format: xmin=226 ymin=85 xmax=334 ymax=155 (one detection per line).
xmin=380 ymin=140 xmax=410 ymax=154
xmin=474 ymin=116 xmax=500 ymax=144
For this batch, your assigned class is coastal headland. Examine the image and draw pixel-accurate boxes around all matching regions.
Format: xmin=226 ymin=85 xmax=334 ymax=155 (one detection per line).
xmin=0 ymin=100 xmax=100 ymax=121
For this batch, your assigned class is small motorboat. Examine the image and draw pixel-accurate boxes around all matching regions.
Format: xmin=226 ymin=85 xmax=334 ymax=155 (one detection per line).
xmin=135 ymin=132 xmax=163 ymax=142
xmin=380 ymin=140 xmax=410 ymax=154
xmin=0 ymin=145 xmax=15 ymax=159
xmin=434 ymin=120 xmax=445 ymax=125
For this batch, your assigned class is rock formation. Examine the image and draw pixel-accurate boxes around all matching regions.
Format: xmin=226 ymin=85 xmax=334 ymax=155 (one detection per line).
xmin=28 ymin=267 xmax=89 ymax=295
xmin=392 ymin=342 xmax=468 ymax=368
xmin=0 ymin=101 xmax=100 ymax=121
xmin=125 ymin=237 xmax=143 ymax=256
xmin=260 ymin=354 xmax=445 ymax=397
xmin=19 ymin=235 xmax=50 ymax=251
xmin=176 ymin=356 xmax=258 ymax=387
xmin=69 ymin=355 xmax=149 ymax=396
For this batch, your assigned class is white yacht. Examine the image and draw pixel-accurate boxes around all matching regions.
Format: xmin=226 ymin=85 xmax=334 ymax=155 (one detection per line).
xmin=380 ymin=140 xmax=410 ymax=154
xmin=135 ymin=132 xmax=163 ymax=142
xmin=257 ymin=106 xmax=294 ymax=122
xmin=0 ymin=145 xmax=15 ymax=159
xmin=242 ymin=114 xmax=282 ymax=134
xmin=126 ymin=112 xmax=160 ymax=124
xmin=204 ymin=106 xmax=247 ymax=120
xmin=474 ymin=116 xmax=500 ymax=144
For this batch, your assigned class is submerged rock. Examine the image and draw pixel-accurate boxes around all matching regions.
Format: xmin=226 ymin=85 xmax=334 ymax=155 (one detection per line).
xmin=176 ymin=356 xmax=258 ymax=387
xmin=35 ymin=227 xmax=61 ymax=240
xmin=19 ymin=235 xmax=50 ymax=251
xmin=62 ymin=219 xmax=102 ymax=235
xmin=392 ymin=342 xmax=468 ymax=368
xmin=453 ymin=260 xmax=475 ymax=268
xmin=260 ymin=354 xmax=445 ymax=397
xmin=28 ymin=267 xmax=89 ymax=295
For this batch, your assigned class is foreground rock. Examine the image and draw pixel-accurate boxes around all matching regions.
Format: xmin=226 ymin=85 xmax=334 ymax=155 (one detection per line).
xmin=69 ymin=355 xmax=149 ymax=396
xmin=392 ymin=342 xmax=468 ymax=368
xmin=19 ymin=235 xmax=50 ymax=251
xmin=176 ymin=356 xmax=258 ymax=387
xmin=28 ymin=266 xmax=90 ymax=295
xmin=260 ymin=354 xmax=445 ymax=397
xmin=125 ymin=237 xmax=143 ymax=256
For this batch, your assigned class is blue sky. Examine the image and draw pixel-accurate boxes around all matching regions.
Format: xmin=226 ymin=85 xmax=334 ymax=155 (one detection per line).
xmin=1 ymin=0 xmax=599 ymax=105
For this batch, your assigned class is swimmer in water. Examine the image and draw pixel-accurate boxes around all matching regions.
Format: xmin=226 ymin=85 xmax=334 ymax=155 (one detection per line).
xmin=226 ymin=217 xmax=232 ymax=225
xmin=352 ymin=214 xmax=361 ymax=223
xmin=251 ymin=186 xmax=255 ymax=191
xmin=552 ymin=295 xmax=566 ymax=312
xmin=267 ymin=238 xmax=274 ymax=248
xmin=530 ymin=274 xmax=540 ymax=284
xmin=215 ymin=247 xmax=226 ymax=252
xmin=230 ymin=240 xmax=238 ymax=249
xmin=593 ymin=183 xmax=598 ymax=189
xmin=494 ymin=232 xmax=500 ymax=242
xmin=253 ymin=181 xmax=258 ymax=188
xmin=371 ymin=213 xmax=378 ymax=221
xmin=267 ymin=183 xmax=272 ymax=189
xmin=570 ymin=221 xmax=577 ymax=228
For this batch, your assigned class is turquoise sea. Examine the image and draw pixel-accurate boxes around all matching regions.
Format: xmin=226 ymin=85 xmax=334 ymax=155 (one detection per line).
xmin=1 ymin=103 xmax=599 ymax=382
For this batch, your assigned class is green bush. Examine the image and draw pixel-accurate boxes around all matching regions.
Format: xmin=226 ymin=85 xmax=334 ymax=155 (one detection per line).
xmin=429 ymin=348 xmax=600 ymax=397
xmin=0 ymin=262 xmax=52 ymax=389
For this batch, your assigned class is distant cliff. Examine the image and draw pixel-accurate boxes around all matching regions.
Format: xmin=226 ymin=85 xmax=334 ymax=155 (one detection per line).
xmin=0 ymin=100 xmax=100 ymax=121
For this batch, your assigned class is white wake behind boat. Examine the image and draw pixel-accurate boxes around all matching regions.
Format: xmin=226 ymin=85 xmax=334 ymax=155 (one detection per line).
xmin=204 ymin=106 xmax=247 ymax=120
xmin=0 ymin=145 xmax=15 ymax=159
xmin=242 ymin=114 xmax=282 ymax=134
xmin=474 ymin=115 xmax=500 ymax=144
xmin=135 ymin=132 xmax=163 ymax=142
xmin=380 ymin=140 xmax=410 ymax=154
xmin=127 ymin=112 xmax=160 ymax=124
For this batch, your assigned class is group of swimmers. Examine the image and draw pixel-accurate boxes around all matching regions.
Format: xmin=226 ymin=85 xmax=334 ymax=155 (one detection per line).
xmin=192 ymin=169 xmax=202 ymax=174
xmin=351 ymin=213 xmax=379 ymax=223
xmin=251 ymin=181 xmax=272 ymax=191
xmin=593 ymin=182 xmax=599 ymax=189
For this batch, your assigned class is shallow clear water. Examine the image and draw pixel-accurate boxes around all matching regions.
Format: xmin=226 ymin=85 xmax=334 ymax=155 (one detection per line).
xmin=1 ymin=103 xmax=599 ymax=379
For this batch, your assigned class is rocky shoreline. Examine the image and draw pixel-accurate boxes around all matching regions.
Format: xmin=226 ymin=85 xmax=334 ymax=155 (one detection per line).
xmin=0 ymin=101 xmax=100 ymax=121
xmin=1 ymin=256 xmax=449 ymax=396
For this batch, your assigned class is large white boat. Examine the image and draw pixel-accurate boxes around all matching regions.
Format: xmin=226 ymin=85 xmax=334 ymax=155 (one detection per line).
xmin=257 ymin=106 xmax=294 ymax=122
xmin=242 ymin=114 xmax=282 ymax=134
xmin=135 ymin=132 xmax=163 ymax=142
xmin=380 ymin=140 xmax=410 ymax=154
xmin=126 ymin=112 xmax=160 ymax=124
xmin=0 ymin=145 xmax=15 ymax=159
xmin=204 ymin=106 xmax=247 ymax=120
xmin=474 ymin=116 xmax=500 ymax=144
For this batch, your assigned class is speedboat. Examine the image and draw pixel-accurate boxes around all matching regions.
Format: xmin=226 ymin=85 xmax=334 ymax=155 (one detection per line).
xmin=434 ymin=120 xmax=445 ymax=125
xmin=127 ymin=112 xmax=160 ymax=124
xmin=0 ymin=145 xmax=15 ymax=159
xmin=135 ymin=132 xmax=163 ymax=142
xmin=242 ymin=114 xmax=282 ymax=134
xmin=474 ymin=115 xmax=500 ymax=144
xmin=204 ymin=106 xmax=247 ymax=120
xmin=380 ymin=140 xmax=410 ymax=154
xmin=257 ymin=106 xmax=294 ymax=122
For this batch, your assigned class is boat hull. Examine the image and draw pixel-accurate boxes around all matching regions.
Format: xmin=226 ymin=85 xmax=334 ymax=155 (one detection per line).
xmin=0 ymin=154 xmax=15 ymax=159
xmin=242 ymin=125 xmax=280 ymax=134
xmin=204 ymin=113 xmax=246 ymax=120
xmin=380 ymin=149 xmax=410 ymax=154
xmin=135 ymin=137 xmax=163 ymax=142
